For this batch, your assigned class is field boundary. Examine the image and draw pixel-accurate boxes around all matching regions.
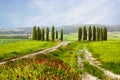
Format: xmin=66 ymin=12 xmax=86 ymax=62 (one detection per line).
xmin=0 ymin=41 xmax=69 ymax=65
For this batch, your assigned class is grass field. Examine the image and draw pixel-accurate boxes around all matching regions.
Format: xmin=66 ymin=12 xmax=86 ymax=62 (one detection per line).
xmin=0 ymin=40 xmax=58 ymax=61
xmin=88 ymin=41 xmax=120 ymax=74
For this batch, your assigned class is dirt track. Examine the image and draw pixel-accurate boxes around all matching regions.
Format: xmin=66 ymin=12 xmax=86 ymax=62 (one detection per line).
xmin=0 ymin=42 xmax=69 ymax=65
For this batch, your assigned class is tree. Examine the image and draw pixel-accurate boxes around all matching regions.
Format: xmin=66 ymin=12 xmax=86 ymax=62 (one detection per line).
xmin=56 ymin=30 xmax=58 ymax=39
xmin=97 ymin=27 xmax=100 ymax=41
xmin=46 ymin=27 xmax=49 ymax=41
xmin=83 ymin=26 xmax=87 ymax=40
xmin=103 ymin=27 xmax=107 ymax=41
xmin=41 ymin=28 xmax=45 ymax=41
xmin=32 ymin=26 xmax=37 ymax=40
xmin=36 ymin=27 xmax=41 ymax=40
xmin=100 ymin=28 xmax=103 ymax=41
xmin=60 ymin=29 xmax=63 ymax=41
xmin=88 ymin=25 xmax=92 ymax=41
xmin=93 ymin=25 xmax=96 ymax=41
xmin=51 ymin=25 xmax=55 ymax=41
xmin=78 ymin=27 xmax=82 ymax=41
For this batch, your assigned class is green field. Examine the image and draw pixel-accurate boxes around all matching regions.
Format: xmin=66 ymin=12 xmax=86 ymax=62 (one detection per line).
xmin=88 ymin=41 xmax=120 ymax=74
xmin=0 ymin=40 xmax=58 ymax=61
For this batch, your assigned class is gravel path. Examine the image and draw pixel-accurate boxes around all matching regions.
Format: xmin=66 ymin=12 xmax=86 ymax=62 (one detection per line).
xmin=85 ymin=49 xmax=120 ymax=80
xmin=0 ymin=42 xmax=69 ymax=66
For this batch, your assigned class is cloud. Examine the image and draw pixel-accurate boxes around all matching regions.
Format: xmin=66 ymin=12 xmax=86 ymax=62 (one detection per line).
xmin=0 ymin=0 xmax=120 ymax=27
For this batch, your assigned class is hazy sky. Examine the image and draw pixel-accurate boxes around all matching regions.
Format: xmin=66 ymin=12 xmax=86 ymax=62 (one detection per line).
xmin=0 ymin=0 xmax=120 ymax=27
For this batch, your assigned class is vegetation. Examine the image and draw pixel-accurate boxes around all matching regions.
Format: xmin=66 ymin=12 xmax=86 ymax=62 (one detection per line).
xmin=93 ymin=25 xmax=96 ymax=41
xmin=88 ymin=41 xmax=120 ymax=74
xmin=52 ymin=25 xmax=55 ymax=41
xmin=83 ymin=26 xmax=87 ymax=40
xmin=41 ymin=28 xmax=45 ymax=41
xmin=56 ymin=30 xmax=58 ymax=39
xmin=0 ymin=40 xmax=58 ymax=61
xmin=88 ymin=25 xmax=92 ymax=41
xmin=78 ymin=27 xmax=82 ymax=41
xmin=36 ymin=27 xmax=41 ymax=40
xmin=97 ymin=27 xmax=100 ymax=41
xmin=46 ymin=27 xmax=49 ymax=41
xmin=32 ymin=26 xmax=37 ymax=40
xmin=60 ymin=29 xmax=63 ymax=41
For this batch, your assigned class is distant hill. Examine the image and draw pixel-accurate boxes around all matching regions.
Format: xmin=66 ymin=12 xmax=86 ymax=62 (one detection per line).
xmin=0 ymin=24 xmax=120 ymax=34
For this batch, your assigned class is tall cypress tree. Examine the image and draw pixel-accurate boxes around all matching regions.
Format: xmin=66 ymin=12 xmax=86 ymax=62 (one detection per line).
xmin=42 ymin=28 xmax=44 ymax=41
xmin=39 ymin=28 xmax=41 ymax=40
xmin=78 ymin=27 xmax=82 ymax=41
xmin=88 ymin=25 xmax=92 ymax=41
xmin=97 ymin=27 xmax=100 ymax=41
xmin=36 ymin=27 xmax=41 ymax=40
xmin=56 ymin=30 xmax=58 ymax=39
xmin=83 ymin=26 xmax=87 ymax=40
xmin=93 ymin=25 xmax=96 ymax=41
xmin=100 ymin=28 xmax=103 ymax=41
xmin=60 ymin=29 xmax=63 ymax=41
xmin=52 ymin=25 xmax=55 ymax=41
xmin=103 ymin=27 xmax=107 ymax=41
xmin=46 ymin=27 xmax=49 ymax=41
xmin=32 ymin=26 xmax=37 ymax=40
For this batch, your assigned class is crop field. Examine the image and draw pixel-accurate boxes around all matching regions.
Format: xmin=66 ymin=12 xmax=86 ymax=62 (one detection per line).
xmin=0 ymin=40 xmax=58 ymax=61
xmin=88 ymin=41 xmax=120 ymax=74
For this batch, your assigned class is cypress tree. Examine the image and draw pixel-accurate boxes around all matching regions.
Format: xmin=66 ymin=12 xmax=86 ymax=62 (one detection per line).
xmin=88 ymin=25 xmax=92 ymax=41
xmin=103 ymin=27 xmax=107 ymax=41
xmin=100 ymin=28 xmax=103 ymax=41
xmin=32 ymin=26 xmax=37 ymax=40
xmin=83 ymin=26 xmax=87 ymax=40
xmin=60 ymin=29 xmax=63 ymax=41
xmin=78 ymin=27 xmax=82 ymax=41
xmin=97 ymin=27 xmax=100 ymax=41
xmin=39 ymin=28 xmax=41 ymax=40
xmin=36 ymin=27 xmax=41 ymax=40
xmin=41 ymin=28 xmax=45 ymax=41
xmin=56 ymin=30 xmax=58 ymax=39
xmin=93 ymin=25 xmax=96 ymax=41
xmin=46 ymin=27 xmax=49 ymax=41
xmin=52 ymin=25 xmax=55 ymax=41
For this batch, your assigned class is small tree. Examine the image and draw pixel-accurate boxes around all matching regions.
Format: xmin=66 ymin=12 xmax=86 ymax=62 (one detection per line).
xmin=46 ymin=27 xmax=49 ymax=41
xmin=78 ymin=27 xmax=82 ymax=41
xmin=51 ymin=25 xmax=55 ymax=41
xmin=32 ymin=26 xmax=37 ymax=40
xmin=60 ymin=29 xmax=63 ymax=41
xmin=93 ymin=25 xmax=96 ymax=41
xmin=97 ymin=27 xmax=100 ymax=41
xmin=41 ymin=28 xmax=45 ymax=41
xmin=88 ymin=25 xmax=92 ymax=41
xmin=37 ymin=27 xmax=41 ymax=40
xmin=56 ymin=30 xmax=58 ymax=39
xmin=83 ymin=26 xmax=87 ymax=40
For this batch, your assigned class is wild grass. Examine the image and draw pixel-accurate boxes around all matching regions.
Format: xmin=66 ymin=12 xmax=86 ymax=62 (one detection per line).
xmin=0 ymin=40 xmax=58 ymax=61
xmin=88 ymin=40 xmax=120 ymax=74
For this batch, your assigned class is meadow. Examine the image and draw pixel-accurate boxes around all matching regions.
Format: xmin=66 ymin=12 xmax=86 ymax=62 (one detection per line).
xmin=0 ymin=40 xmax=58 ymax=61
xmin=88 ymin=41 xmax=120 ymax=74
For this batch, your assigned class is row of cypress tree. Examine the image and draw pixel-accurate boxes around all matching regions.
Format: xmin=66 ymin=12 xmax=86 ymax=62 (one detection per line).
xmin=32 ymin=25 xmax=63 ymax=41
xmin=78 ymin=25 xmax=107 ymax=41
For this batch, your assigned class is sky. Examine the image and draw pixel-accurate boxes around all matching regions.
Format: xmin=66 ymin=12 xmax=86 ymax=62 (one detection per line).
xmin=0 ymin=0 xmax=120 ymax=27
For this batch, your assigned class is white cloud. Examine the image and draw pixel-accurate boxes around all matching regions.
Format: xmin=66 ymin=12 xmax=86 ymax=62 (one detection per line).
xmin=14 ymin=0 xmax=120 ymax=27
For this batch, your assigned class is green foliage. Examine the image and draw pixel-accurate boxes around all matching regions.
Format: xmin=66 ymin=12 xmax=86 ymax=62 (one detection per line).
xmin=56 ymin=30 xmax=58 ymax=39
xmin=60 ymin=29 xmax=63 ymax=41
xmin=32 ymin=26 xmax=37 ymax=40
xmin=78 ymin=27 xmax=82 ymax=41
xmin=100 ymin=28 xmax=103 ymax=41
xmin=41 ymin=28 xmax=45 ymax=41
xmin=46 ymin=27 xmax=49 ymax=41
xmin=52 ymin=25 xmax=55 ymax=41
xmin=97 ymin=27 xmax=100 ymax=41
xmin=83 ymin=26 xmax=87 ymax=40
xmin=88 ymin=25 xmax=92 ymax=41
xmin=36 ymin=27 xmax=41 ymax=40
xmin=103 ymin=27 xmax=107 ymax=41
xmin=93 ymin=25 xmax=96 ymax=41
